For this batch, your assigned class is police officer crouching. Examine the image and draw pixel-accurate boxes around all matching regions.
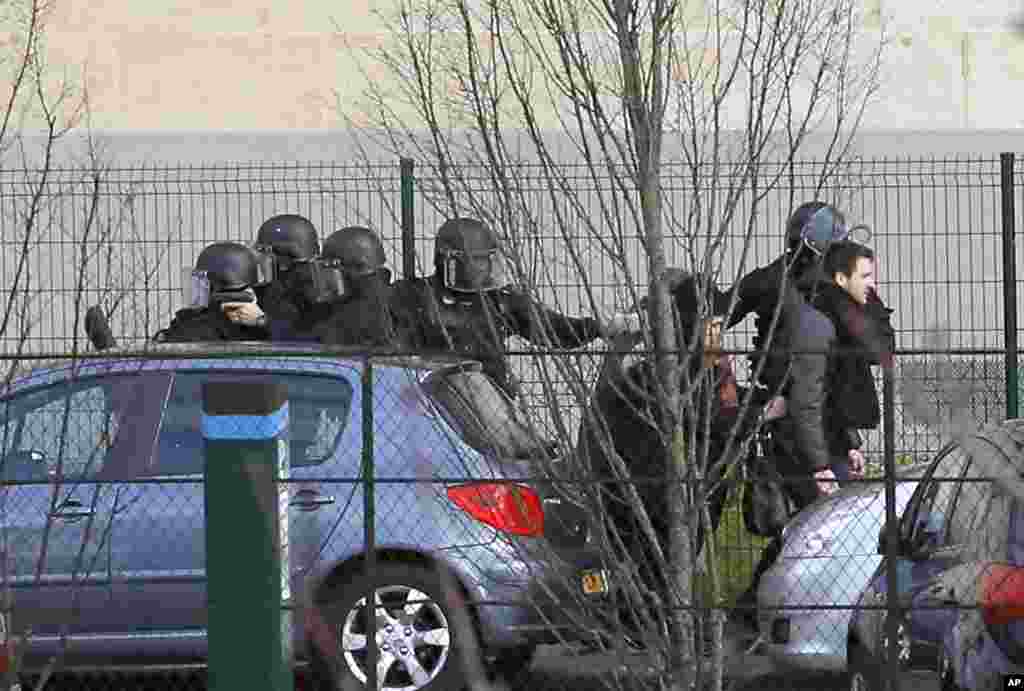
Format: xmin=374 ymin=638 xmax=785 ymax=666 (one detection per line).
xmin=154 ymin=241 xmax=271 ymax=343
xmin=390 ymin=217 xmax=615 ymax=398
xmin=308 ymin=225 xmax=401 ymax=348
xmin=251 ymin=213 xmax=324 ymax=340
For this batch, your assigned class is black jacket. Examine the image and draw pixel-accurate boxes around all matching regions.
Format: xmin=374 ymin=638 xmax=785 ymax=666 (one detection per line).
xmin=153 ymin=307 xmax=270 ymax=343
xmin=310 ymin=274 xmax=404 ymax=349
xmin=814 ymin=283 xmax=893 ymax=425
xmin=390 ymin=274 xmax=602 ymax=397
xmin=813 ymin=282 xmax=895 ymax=455
xmin=727 ymin=256 xmax=801 ymax=396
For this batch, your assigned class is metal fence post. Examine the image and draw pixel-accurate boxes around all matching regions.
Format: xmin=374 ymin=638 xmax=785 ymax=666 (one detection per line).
xmin=1002 ymin=152 xmax=1019 ymax=420
xmin=202 ymin=379 xmax=293 ymax=691
xmin=400 ymin=157 xmax=416 ymax=280
xmin=883 ymin=367 xmax=900 ymax=691
xmin=363 ymin=356 xmax=378 ymax=690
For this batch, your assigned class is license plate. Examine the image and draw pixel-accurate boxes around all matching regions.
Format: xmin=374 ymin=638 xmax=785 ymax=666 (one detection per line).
xmin=580 ymin=569 xmax=608 ymax=595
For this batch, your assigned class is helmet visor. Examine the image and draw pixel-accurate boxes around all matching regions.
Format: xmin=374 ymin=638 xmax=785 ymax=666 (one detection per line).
xmin=800 ymin=207 xmax=849 ymax=255
xmin=252 ymin=248 xmax=276 ymax=286
xmin=294 ymin=259 xmax=348 ymax=304
xmin=183 ymin=268 xmax=211 ymax=309
xmin=253 ymin=242 xmax=301 ymax=273
xmin=441 ymin=249 xmax=507 ymax=292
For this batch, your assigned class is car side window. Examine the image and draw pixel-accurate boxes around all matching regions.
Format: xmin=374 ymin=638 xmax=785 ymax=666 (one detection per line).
xmin=945 ymin=459 xmax=992 ymax=549
xmin=904 ymin=445 xmax=969 ymax=552
xmin=152 ymin=371 xmax=354 ymax=476
xmin=0 ymin=375 xmax=165 ymax=481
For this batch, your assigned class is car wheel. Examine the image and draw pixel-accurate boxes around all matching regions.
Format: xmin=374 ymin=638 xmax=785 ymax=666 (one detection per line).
xmin=847 ymin=640 xmax=884 ymax=691
xmin=487 ymin=645 xmax=536 ymax=684
xmin=309 ymin=563 xmax=471 ymax=690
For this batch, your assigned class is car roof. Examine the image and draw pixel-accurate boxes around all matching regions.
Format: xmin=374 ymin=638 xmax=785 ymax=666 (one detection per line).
xmin=0 ymin=342 xmax=482 ymax=397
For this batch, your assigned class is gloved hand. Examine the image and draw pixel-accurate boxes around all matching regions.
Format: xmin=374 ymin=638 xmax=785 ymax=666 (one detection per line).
xmin=222 ymin=301 xmax=267 ymax=327
xmin=600 ymin=311 xmax=643 ymax=340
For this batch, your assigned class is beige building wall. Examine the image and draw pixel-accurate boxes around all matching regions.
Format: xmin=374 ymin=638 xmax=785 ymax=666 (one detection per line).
xmin=36 ymin=0 xmax=1024 ymax=134
xmin=47 ymin=0 xmax=388 ymax=131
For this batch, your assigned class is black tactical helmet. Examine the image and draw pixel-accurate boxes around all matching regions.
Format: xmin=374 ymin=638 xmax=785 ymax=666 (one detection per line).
xmin=322 ymin=226 xmax=388 ymax=277
xmin=785 ymin=202 xmax=849 ymax=257
xmin=434 ymin=217 xmax=504 ymax=292
xmin=194 ymin=242 xmax=261 ymax=292
xmin=254 ymin=214 xmax=320 ymax=263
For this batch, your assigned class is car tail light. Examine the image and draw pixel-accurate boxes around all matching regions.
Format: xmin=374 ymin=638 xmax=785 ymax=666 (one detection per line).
xmin=980 ymin=563 xmax=1024 ymax=626
xmin=446 ymin=483 xmax=544 ymax=537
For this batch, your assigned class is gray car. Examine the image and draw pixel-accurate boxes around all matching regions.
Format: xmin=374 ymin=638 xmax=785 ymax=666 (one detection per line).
xmin=756 ymin=463 xmax=927 ymax=673
xmin=0 ymin=343 xmax=604 ymax=689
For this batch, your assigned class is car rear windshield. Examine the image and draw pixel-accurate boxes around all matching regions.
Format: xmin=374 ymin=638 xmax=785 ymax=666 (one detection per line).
xmin=421 ymin=369 xmax=553 ymax=459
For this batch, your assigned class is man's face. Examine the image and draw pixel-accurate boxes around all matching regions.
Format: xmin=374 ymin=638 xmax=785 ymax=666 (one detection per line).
xmin=835 ymin=257 xmax=875 ymax=305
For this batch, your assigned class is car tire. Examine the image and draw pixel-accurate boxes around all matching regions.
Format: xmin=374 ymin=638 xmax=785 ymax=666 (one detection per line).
xmin=308 ymin=563 xmax=473 ymax=690
xmin=847 ymin=640 xmax=884 ymax=691
xmin=487 ymin=645 xmax=536 ymax=684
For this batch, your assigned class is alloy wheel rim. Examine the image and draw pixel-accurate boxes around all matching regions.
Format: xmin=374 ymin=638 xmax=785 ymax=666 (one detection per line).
xmin=339 ymin=584 xmax=452 ymax=690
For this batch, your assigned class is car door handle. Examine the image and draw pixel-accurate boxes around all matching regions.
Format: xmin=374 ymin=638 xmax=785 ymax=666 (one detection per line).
xmin=290 ymin=490 xmax=336 ymax=511
xmin=51 ymin=500 xmax=95 ymax=521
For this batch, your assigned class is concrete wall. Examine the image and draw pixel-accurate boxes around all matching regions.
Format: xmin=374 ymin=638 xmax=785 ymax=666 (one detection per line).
xmin=33 ymin=1 xmax=1024 ymax=137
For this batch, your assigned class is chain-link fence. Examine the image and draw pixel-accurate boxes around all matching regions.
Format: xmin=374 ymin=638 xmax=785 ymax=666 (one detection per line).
xmin=2 ymin=156 xmax=1022 ymax=461
xmin=0 ymin=346 xmax=1021 ymax=691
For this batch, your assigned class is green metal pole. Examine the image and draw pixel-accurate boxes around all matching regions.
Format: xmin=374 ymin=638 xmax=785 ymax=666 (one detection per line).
xmin=202 ymin=379 xmax=293 ymax=691
xmin=1001 ymin=152 xmax=1019 ymax=419
xmin=400 ymin=157 xmax=416 ymax=281
xmin=363 ymin=357 xmax=378 ymax=690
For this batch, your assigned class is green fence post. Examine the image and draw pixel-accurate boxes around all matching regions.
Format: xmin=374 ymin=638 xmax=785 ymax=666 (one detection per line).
xmin=202 ymin=379 xmax=293 ymax=691
xmin=400 ymin=157 xmax=416 ymax=281
xmin=1001 ymin=152 xmax=1019 ymax=420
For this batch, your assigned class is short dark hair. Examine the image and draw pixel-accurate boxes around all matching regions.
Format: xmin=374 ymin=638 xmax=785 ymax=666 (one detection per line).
xmin=825 ymin=241 xmax=874 ymax=279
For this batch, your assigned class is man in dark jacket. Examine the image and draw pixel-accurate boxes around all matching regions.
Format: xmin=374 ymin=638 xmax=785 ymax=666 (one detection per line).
xmin=251 ymin=213 xmax=329 ymax=340
xmin=390 ymin=217 xmax=618 ymax=398
xmin=308 ymin=226 xmax=404 ymax=349
xmin=154 ymin=242 xmax=271 ymax=343
xmin=814 ymin=241 xmax=894 ymax=480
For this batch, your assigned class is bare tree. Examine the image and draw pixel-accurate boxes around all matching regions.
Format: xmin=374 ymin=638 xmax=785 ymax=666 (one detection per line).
xmin=333 ymin=0 xmax=885 ymax=688
xmin=0 ymin=3 xmax=163 ymax=689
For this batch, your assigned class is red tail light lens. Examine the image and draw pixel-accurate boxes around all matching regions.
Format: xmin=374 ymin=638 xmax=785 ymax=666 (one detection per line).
xmin=446 ymin=483 xmax=544 ymax=537
xmin=980 ymin=563 xmax=1024 ymax=625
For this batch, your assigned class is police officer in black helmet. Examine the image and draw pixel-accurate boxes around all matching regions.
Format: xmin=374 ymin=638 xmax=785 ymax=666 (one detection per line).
xmin=154 ymin=241 xmax=271 ymax=343
xmin=308 ymin=225 xmax=402 ymax=348
xmin=391 ymin=217 xmax=628 ymax=398
xmin=252 ymin=213 xmax=327 ymax=340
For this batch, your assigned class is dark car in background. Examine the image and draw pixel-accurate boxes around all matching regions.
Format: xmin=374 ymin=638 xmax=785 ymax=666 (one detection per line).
xmin=847 ymin=419 xmax=1024 ymax=691
xmin=0 ymin=343 xmax=604 ymax=690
